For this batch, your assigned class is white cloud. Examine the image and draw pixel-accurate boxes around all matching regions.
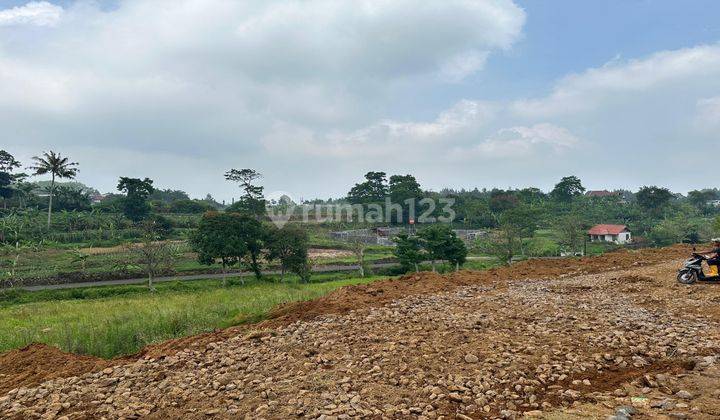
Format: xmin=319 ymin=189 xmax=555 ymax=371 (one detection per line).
xmin=449 ymin=123 xmax=579 ymax=159
xmin=0 ymin=1 xmax=62 ymax=26
xmin=513 ymin=44 xmax=720 ymax=118
xmin=0 ymin=0 xmax=527 ymax=199
xmin=262 ymin=100 xmax=497 ymax=158
xmin=3 ymin=1 xmax=719 ymax=197
xmin=694 ymin=96 xmax=720 ymax=130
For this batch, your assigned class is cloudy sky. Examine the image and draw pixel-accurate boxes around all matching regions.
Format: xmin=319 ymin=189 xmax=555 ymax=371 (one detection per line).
xmin=2 ymin=0 xmax=720 ymax=201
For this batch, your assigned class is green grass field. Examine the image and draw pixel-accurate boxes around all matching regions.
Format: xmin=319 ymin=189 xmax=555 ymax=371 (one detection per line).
xmin=0 ymin=240 xmax=395 ymax=285
xmin=0 ymin=273 xmax=386 ymax=359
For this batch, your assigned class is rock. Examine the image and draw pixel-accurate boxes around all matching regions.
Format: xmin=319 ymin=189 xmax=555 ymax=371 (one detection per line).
xmin=675 ymin=390 xmax=693 ymax=400
xmin=464 ymin=354 xmax=479 ymax=364
xmin=448 ymin=393 xmax=463 ymax=403
xmin=613 ymin=388 xmax=628 ymax=397
xmin=615 ymin=406 xmax=636 ymax=417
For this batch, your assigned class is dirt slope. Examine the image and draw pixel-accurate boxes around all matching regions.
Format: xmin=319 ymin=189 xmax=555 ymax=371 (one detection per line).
xmin=3 ymin=244 xmax=720 ymax=419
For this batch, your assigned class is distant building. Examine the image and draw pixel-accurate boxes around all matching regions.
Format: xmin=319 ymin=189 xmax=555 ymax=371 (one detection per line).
xmin=90 ymin=194 xmax=107 ymax=204
xmin=588 ymin=224 xmax=632 ymax=244
xmin=585 ymin=190 xmax=619 ymax=198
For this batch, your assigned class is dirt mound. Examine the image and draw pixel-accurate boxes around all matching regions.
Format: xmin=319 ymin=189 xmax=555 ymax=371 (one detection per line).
xmin=269 ymin=244 xmax=693 ymax=326
xmin=266 ymin=270 xmax=498 ymax=325
xmin=0 ymin=344 xmax=111 ymax=395
xmin=0 ymin=244 xmax=694 ymax=394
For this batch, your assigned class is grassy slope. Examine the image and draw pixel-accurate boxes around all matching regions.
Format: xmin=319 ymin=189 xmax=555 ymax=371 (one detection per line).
xmin=0 ymin=273 xmax=385 ymax=359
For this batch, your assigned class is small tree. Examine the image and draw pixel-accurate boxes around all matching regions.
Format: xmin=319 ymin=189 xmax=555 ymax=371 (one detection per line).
xmin=225 ymin=169 xmax=266 ymax=218
xmin=117 ymin=177 xmax=155 ymax=222
xmin=236 ymin=215 xmax=265 ymax=279
xmin=348 ymin=236 xmax=368 ymax=277
xmin=70 ymin=248 xmax=90 ymax=272
xmin=28 ymin=151 xmax=79 ymax=228
xmin=445 ymin=235 xmax=468 ymax=272
xmin=393 ymin=232 xmax=424 ymax=272
xmin=554 ymin=213 xmax=586 ymax=254
xmin=131 ymin=232 xmax=179 ymax=292
xmin=191 ymin=212 xmax=244 ymax=286
xmin=191 ymin=212 xmax=266 ymax=284
xmin=483 ymin=214 xmax=523 ymax=265
xmin=418 ymin=224 xmax=465 ymax=272
xmin=267 ymin=224 xmax=311 ymax=282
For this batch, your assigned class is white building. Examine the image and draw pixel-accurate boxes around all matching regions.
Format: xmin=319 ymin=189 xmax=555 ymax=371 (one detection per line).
xmin=588 ymin=224 xmax=632 ymax=244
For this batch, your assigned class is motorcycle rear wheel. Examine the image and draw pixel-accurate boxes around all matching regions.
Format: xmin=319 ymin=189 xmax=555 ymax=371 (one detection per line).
xmin=677 ymin=270 xmax=698 ymax=285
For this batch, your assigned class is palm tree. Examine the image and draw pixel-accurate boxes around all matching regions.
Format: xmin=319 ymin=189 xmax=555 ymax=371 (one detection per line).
xmin=28 ymin=151 xmax=79 ymax=228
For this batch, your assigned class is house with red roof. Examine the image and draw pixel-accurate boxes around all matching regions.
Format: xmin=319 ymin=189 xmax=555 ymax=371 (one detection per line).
xmin=585 ymin=190 xmax=619 ymax=198
xmin=588 ymin=224 xmax=632 ymax=244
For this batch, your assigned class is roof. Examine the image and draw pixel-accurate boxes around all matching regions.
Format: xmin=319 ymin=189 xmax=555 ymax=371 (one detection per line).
xmin=588 ymin=224 xmax=630 ymax=235
xmin=585 ymin=190 xmax=618 ymax=197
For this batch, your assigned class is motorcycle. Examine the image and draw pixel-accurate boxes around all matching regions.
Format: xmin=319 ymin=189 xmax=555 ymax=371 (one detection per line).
xmin=677 ymin=252 xmax=720 ymax=284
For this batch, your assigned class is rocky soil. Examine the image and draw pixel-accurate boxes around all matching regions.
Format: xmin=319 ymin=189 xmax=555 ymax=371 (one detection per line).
xmin=1 ymin=246 xmax=720 ymax=419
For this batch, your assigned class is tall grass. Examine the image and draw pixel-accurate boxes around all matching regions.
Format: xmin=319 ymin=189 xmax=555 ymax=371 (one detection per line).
xmin=0 ymin=275 xmax=384 ymax=359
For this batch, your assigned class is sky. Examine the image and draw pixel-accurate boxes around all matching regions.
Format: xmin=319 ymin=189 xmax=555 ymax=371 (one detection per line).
xmin=1 ymin=0 xmax=720 ymax=202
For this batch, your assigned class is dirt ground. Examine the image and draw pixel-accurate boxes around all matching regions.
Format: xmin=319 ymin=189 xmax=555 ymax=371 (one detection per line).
xmin=308 ymin=248 xmax=354 ymax=259
xmin=2 ymin=244 xmax=720 ymax=419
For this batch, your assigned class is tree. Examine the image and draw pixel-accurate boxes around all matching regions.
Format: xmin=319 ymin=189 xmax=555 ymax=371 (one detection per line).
xmin=0 ymin=150 xmax=21 ymax=209
xmin=550 ymin=176 xmax=585 ymax=202
xmin=417 ymin=224 xmax=466 ymax=272
xmin=489 ymin=190 xmax=519 ymax=213
xmin=117 ymin=177 xmax=155 ymax=222
xmin=28 ymin=151 xmax=79 ymax=228
xmin=503 ymin=206 xmax=539 ymax=247
xmin=237 ymin=215 xmax=266 ymax=279
xmin=554 ymin=213 xmax=586 ymax=254
xmin=388 ymin=174 xmax=423 ymax=223
xmin=0 ymin=150 xmax=21 ymax=173
xmin=149 ymin=188 xmax=190 ymax=203
xmin=131 ymin=223 xmax=179 ymax=291
xmin=647 ymin=218 xmax=687 ymax=247
xmin=393 ymin=233 xmax=424 ymax=272
xmin=445 ymin=235 xmax=468 ymax=272
xmin=70 ymin=248 xmax=90 ymax=272
xmin=348 ymin=235 xmax=369 ymax=277
xmin=347 ymin=171 xmax=387 ymax=205
xmin=636 ymin=186 xmax=673 ymax=216
xmin=687 ymin=190 xmax=717 ymax=213
xmin=169 ymin=199 xmax=215 ymax=214
xmin=517 ymin=187 xmax=546 ymax=205
xmin=225 ymin=168 xmax=266 ymax=218
xmin=267 ymin=224 xmax=311 ymax=282
xmin=484 ymin=213 xmax=524 ymax=265
xmin=0 ymin=172 xmax=12 ymax=210
xmin=190 ymin=212 xmax=266 ymax=285
xmin=191 ymin=212 xmax=243 ymax=286
xmin=11 ymin=181 xmax=35 ymax=209
xmin=51 ymin=185 xmax=92 ymax=212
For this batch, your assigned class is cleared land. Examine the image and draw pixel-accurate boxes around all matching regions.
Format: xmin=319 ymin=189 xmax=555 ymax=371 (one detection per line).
xmin=2 ymin=245 xmax=720 ymax=419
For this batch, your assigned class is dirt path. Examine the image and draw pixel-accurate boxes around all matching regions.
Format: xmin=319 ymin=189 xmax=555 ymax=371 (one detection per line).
xmin=2 ymin=245 xmax=720 ymax=419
